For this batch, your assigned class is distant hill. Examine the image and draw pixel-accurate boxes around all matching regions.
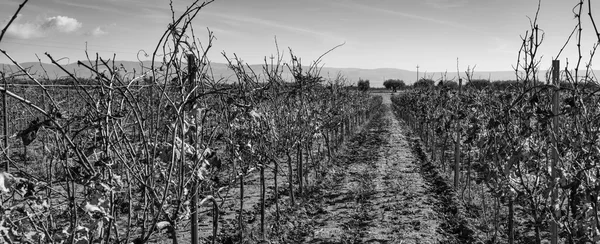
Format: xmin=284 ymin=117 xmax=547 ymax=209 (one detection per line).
xmin=1 ymin=61 xmax=521 ymax=87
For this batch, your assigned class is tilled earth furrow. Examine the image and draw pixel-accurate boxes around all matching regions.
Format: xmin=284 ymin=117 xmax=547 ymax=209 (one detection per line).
xmin=279 ymin=94 xmax=483 ymax=244
xmin=303 ymin=97 xmax=442 ymax=244
xmin=361 ymin=101 xmax=440 ymax=244
xmin=305 ymin=109 xmax=386 ymax=243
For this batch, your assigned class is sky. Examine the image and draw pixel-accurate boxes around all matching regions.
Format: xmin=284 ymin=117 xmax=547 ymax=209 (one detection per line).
xmin=0 ymin=0 xmax=599 ymax=72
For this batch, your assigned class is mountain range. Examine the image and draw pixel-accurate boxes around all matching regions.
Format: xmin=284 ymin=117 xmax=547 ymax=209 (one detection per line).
xmin=1 ymin=61 xmax=521 ymax=87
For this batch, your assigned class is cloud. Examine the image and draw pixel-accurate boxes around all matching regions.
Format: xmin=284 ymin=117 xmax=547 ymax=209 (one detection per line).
xmin=52 ymin=0 xmax=123 ymax=14
xmin=341 ymin=2 xmax=488 ymax=35
xmin=42 ymin=16 xmax=82 ymax=32
xmin=87 ymin=27 xmax=107 ymax=36
xmin=206 ymin=12 xmax=338 ymax=39
xmin=1 ymin=15 xmax=82 ymax=39
xmin=86 ymin=24 xmax=116 ymax=37
xmin=489 ymin=37 xmax=515 ymax=54
xmin=424 ymin=0 xmax=469 ymax=9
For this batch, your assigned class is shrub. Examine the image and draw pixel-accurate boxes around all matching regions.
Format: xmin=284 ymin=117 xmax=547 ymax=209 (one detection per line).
xmin=466 ymin=79 xmax=491 ymax=90
xmin=437 ymin=80 xmax=458 ymax=89
xmin=413 ymin=78 xmax=435 ymax=89
xmin=357 ymin=79 xmax=370 ymax=91
xmin=383 ymin=79 xmax=405 ymax=92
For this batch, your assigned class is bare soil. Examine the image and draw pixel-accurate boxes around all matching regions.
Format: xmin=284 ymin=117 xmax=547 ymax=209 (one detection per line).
xmin=151 ymin=92 xmax=481 ymax=243
xmin=295 ymin=95 xmax=442 ymax=243
xmin=255 ymin=94 xmax=481 ymax=244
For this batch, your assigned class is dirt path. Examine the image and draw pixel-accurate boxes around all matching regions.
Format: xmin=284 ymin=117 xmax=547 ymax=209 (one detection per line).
xmin=291 ymin=95 xmax=441 ymax=243
xmin=203 ymin=93 xmax=479 ymax=244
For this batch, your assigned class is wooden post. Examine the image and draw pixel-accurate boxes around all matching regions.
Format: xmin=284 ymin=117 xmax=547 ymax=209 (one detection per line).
xmin=454 ymin=79 xmax=462 ymax=188
xmin=260 ymin=162 xmax=265 ymax=240
xmin=508 ymin=198 xmax=514 ymax=244
xmin=551 ymin=60 xmax=560 ymax=244
xmin=431 ymin=124 xmax=436 ymax=161
xmin=3 ymin=77 xmax=8 ymax=172
xmin=297 ymin=143 xmax=303 ymax=194
xmin=188 ymin=54 xmax=199 ymax=244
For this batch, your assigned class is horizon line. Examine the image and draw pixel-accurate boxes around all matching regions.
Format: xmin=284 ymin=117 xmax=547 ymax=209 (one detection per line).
xmin=0 ymin=61 xmax=538 ymax=73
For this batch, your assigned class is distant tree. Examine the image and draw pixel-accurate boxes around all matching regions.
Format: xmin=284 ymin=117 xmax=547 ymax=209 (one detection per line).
xmin=357 ymin=79 xmax=370 ymax=91
xmin=437 ymin=80 xmax=458 ymax=89
xmin=383 ymin=80 xmax=391 ymax=89
xmin=466 ymin=79 xmax=491 ymax=90
xmin=413 ymin=78 xmax=435 ymax=89
xmin=383 ymin=79 xmax=405 ymax=92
